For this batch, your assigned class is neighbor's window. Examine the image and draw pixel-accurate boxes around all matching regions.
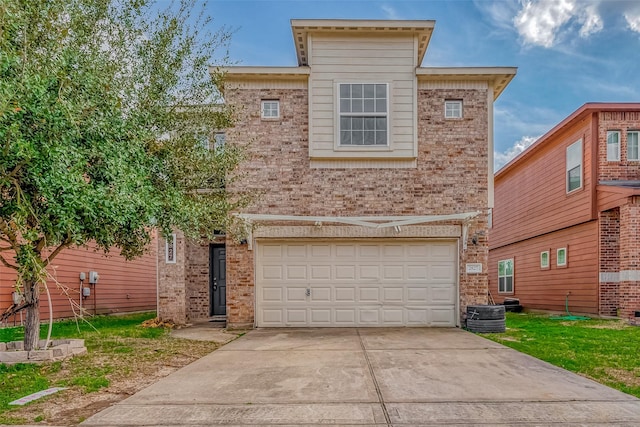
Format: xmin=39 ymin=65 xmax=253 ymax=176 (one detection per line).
xmin=261 ymin=100 xmax=280 ymax=119
xmin=607 ymin=131 xmax=620 ymax=161
xmin=557 ymin=247 xmax=567 ymax=267
xmin=628 ymin=131 xmax=639 ymax=161
xmin=498 ymin=259 xmax=514 ymax=293
xmin=445 ymin=100 xmax=463 ymax=119
xmin=166 ymin=233 xmax=177 ymax=264
xmin=339 ymin=83 xmax=388 ymax=146
xmin=566 ymin=139 xmax=582 ymax=193
xmin=540 ymin=251 xmax=550 ymax=269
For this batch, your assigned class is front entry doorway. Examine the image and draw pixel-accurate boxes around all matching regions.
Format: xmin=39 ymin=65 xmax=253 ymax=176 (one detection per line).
xmin=210 ymin=244 xmax=226 ymax=316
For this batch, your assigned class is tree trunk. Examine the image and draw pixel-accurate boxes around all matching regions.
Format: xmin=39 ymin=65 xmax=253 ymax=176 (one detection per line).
xmin=23 ymin=279 xmax=41 ymax=351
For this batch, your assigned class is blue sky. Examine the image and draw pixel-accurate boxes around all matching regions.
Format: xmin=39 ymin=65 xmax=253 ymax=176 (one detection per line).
xmin=204 ymin=0 xmax=640 ymax=169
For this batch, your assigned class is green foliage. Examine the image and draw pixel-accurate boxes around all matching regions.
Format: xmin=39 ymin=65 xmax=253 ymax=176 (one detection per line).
xmin=483 ymin=313 xmax=640 ymax=398
xmin=0 ymin=0 xmax=246 ymax=346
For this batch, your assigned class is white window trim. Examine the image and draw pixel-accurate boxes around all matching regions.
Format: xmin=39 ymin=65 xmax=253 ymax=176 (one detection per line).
xmin=607 ymin=130 xmax=620 ymax=161
xmin=261 ymin=100 xmax=280 ymax=119
xmin=566 ymin=139 xmax=583 ymax=194
xmin=444 ymin=100 xmax=463 ymax=119
xmin=557 ymin=247 xmax=567 ymax=267
xmin=540 ymin=250 xmax=550 ymax=269
xmin=336 ymin=82 xmax=390 ymax=149
xmin=628 ymin=131 xmax=639 ymax=161
xmin=165 ymin=233 xmax=177 ymax=264
xmin=498 ymin=258 xmax=514 ymax=294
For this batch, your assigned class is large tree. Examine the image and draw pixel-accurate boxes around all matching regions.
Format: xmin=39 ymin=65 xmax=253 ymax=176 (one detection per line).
xmin=0 ymin=0 xmax=244 ymax=350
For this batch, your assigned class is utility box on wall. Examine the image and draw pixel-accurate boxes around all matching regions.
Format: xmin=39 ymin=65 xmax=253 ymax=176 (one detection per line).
xmin=89 ymin=271 xmax=99 ymax=284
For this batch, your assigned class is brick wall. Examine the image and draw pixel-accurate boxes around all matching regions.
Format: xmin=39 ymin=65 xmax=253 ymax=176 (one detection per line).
xmin=185 ymin=241 xmax=210 ymax=321
xmin=619 ymin=196 xmax=640 ymax=319
xmin=598 ymin=111 xmax=640 ymax=181
xmin=225 ymin=86 xmax=490 ymax=327
xmin=599 ymin=208 xmax=620 ymax=316
xmin=157 ymin=232 xmax=187 ymax=324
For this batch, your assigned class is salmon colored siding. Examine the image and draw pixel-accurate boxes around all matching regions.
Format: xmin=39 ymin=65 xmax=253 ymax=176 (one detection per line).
xmin=1 ymin=237 xmax=157 ymax=321
xmin=491 ymin=117 xmax=595 ymax=249
xmin=489 ymin=221 xmax=599 ymax=314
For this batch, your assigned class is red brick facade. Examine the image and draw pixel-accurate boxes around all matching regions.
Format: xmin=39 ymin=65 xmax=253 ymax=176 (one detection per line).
xmin=220 ymin=87 xmax=491 ymax=328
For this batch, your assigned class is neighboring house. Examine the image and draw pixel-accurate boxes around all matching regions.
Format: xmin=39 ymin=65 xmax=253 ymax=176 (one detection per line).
xmin=489 ymin=103 xmax=640 ymax=319
xmin=1 ymin=240 xmax=157 ymax=323
xmin=158 ymin=19 xmax=516 ymax=328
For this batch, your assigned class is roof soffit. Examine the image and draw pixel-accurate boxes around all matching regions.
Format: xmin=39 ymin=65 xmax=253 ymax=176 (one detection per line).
xmin=290 ymin=19 xmax=435 ymax=66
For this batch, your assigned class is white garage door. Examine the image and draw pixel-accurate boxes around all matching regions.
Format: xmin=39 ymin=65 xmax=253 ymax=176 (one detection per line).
xmin=256 ymin=240 xmax=457 ymax=327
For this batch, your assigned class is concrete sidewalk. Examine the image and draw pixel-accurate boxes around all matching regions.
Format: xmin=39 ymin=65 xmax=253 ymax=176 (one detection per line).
xmin=82 ymin=328 xmax=640 ymax=426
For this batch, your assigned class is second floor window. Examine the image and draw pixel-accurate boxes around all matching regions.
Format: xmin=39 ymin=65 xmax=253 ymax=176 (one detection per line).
xmin=628 ymin=131 xmax=639 ymax=161
xmin=339 ymin=83 xmax=388 ymax=146
xmin=566 ymin=139 xmax=582 ymax=193
xmin=445 ymin=100 xmax=463 ymax=118
xmin=607 ymin=131 xmax=620 ymax=161
xmin=261 ymin=100 xmax=280 ymax=119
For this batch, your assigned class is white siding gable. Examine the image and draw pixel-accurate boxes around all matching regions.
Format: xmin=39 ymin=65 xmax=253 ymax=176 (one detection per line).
xmin=308 ymin=34 xmax=418 ymax=160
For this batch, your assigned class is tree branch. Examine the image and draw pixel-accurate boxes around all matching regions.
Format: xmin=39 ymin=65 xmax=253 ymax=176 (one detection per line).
xmin=42 ymin=237 xmax=73 ymax=267
xmin=0 ymin=254 xmax=18 ymax=270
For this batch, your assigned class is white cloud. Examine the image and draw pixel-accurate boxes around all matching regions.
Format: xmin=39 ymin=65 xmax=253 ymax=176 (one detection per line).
xmin=495 ymin=135 xmax=540 ymax=170
xmin=381 ymin=4 xmax=401 ymax=20
xmin=578 ymin=4 xmax=603 ymax=37
xmin=514 ymin=0 xmax=581 ymax=48
xmin=625 ymin=10 xmax=640 ymax=33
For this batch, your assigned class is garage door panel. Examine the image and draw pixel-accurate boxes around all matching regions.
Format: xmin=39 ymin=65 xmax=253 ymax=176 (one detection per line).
xmin=359 ymin=309 xmax=380 ymax=324
xmin=310 ymin=265 xmax=332 ymax=280
xmin=286 ymin=288 xmax=307 ymax=302
xmin=407 ymin=287 xmax=428 ymax=302
xmin=262 ymin=309 xmax=283 ymax=324
xmin=286 ymin=265 xmax=307 ymax=279
xmin=359 ymin=287 xmax=380 ymax=301
xmin=336 ymin=287 xmax=356 ymax=302
xmin=311 ymin=287 xmax=331 ymax=301
xmin=256 ymin=240 xmax=457 ymax=327
xmin=383 ymin=265 xmax=404 ymax=279
xmin=262 ymin=287 xmax=283 ymax=302
xmin=310 ymin=309 xmax=331 ymax=324
xmin=360 ymin=265 xmax=380 ymax=279
xmin=336 ymin=265 xmax=356 ymax=280
xmin=383 ymin=287 xmax=403 ymax=302
xmin=431 ymin=285 xmax=455 ymax=304
xmin=335 ymin=309 xmax=356 ymax=324
xmin=431 ymin=308 xmax=456 ymax=326
xmin=382 ymin=309 xmax=404 ymax=324
xmin=286 ymin=310 xmax=307 ymax=324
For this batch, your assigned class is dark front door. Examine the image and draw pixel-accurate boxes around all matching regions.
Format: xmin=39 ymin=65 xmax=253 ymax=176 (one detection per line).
xmin=210 ymin=245 xmax=226 ymax=316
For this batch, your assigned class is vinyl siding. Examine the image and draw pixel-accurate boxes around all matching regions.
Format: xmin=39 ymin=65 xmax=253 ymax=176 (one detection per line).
xmin=309 ymin=34 xmax=417 ymax=159
xmin=491 ymin=117 xmax=595 ymax=249
xmin=488 ymin=221 xmax=599 ymax=314
xmin=0 ymin=239 xmax=157 ymax=321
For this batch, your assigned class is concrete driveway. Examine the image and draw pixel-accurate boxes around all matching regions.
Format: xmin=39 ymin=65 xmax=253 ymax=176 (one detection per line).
xmin=82 ymin=328 xmax=640 ymax=426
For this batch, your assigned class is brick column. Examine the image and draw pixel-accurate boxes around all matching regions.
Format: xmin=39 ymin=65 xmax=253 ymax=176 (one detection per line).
xmin=459 ymin=216 xmax=489 ymax=318
xmin=599 ymin=208 xmax=620 ymax=316
xmin=226 ymin=239 xmax=255 ymax=329
xmin=619 ymin=197 xmax=640 ymax=319
xmin=157 ymin=231 xmax=188 ymax=324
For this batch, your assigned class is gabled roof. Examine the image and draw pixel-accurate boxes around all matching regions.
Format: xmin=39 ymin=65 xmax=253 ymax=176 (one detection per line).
xmin=496 ymin=102 xmax=640 ymax=178
xmin=290 ymin=19 xmax=435 ymax=66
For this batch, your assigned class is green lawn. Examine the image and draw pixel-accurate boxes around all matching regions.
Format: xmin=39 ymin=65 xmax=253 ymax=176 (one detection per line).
xmin=0 ymin=312 xmax=221 ymax=425
xmin=481 ymin=312 xmax=640 ymax=398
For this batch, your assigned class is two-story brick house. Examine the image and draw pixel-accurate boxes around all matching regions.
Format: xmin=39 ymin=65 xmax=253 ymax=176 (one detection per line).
xmin=489 ymin=103 xmax=640 ymax=319
xmin=158 ymin=19 xmax=516 ymax=328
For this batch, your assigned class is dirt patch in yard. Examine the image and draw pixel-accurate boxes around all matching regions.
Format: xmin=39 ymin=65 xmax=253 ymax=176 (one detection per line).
xmin=603 ymin=368 xmax=640 ymax=388
xmin=4 ymin=336 xmax=222 ymax=426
